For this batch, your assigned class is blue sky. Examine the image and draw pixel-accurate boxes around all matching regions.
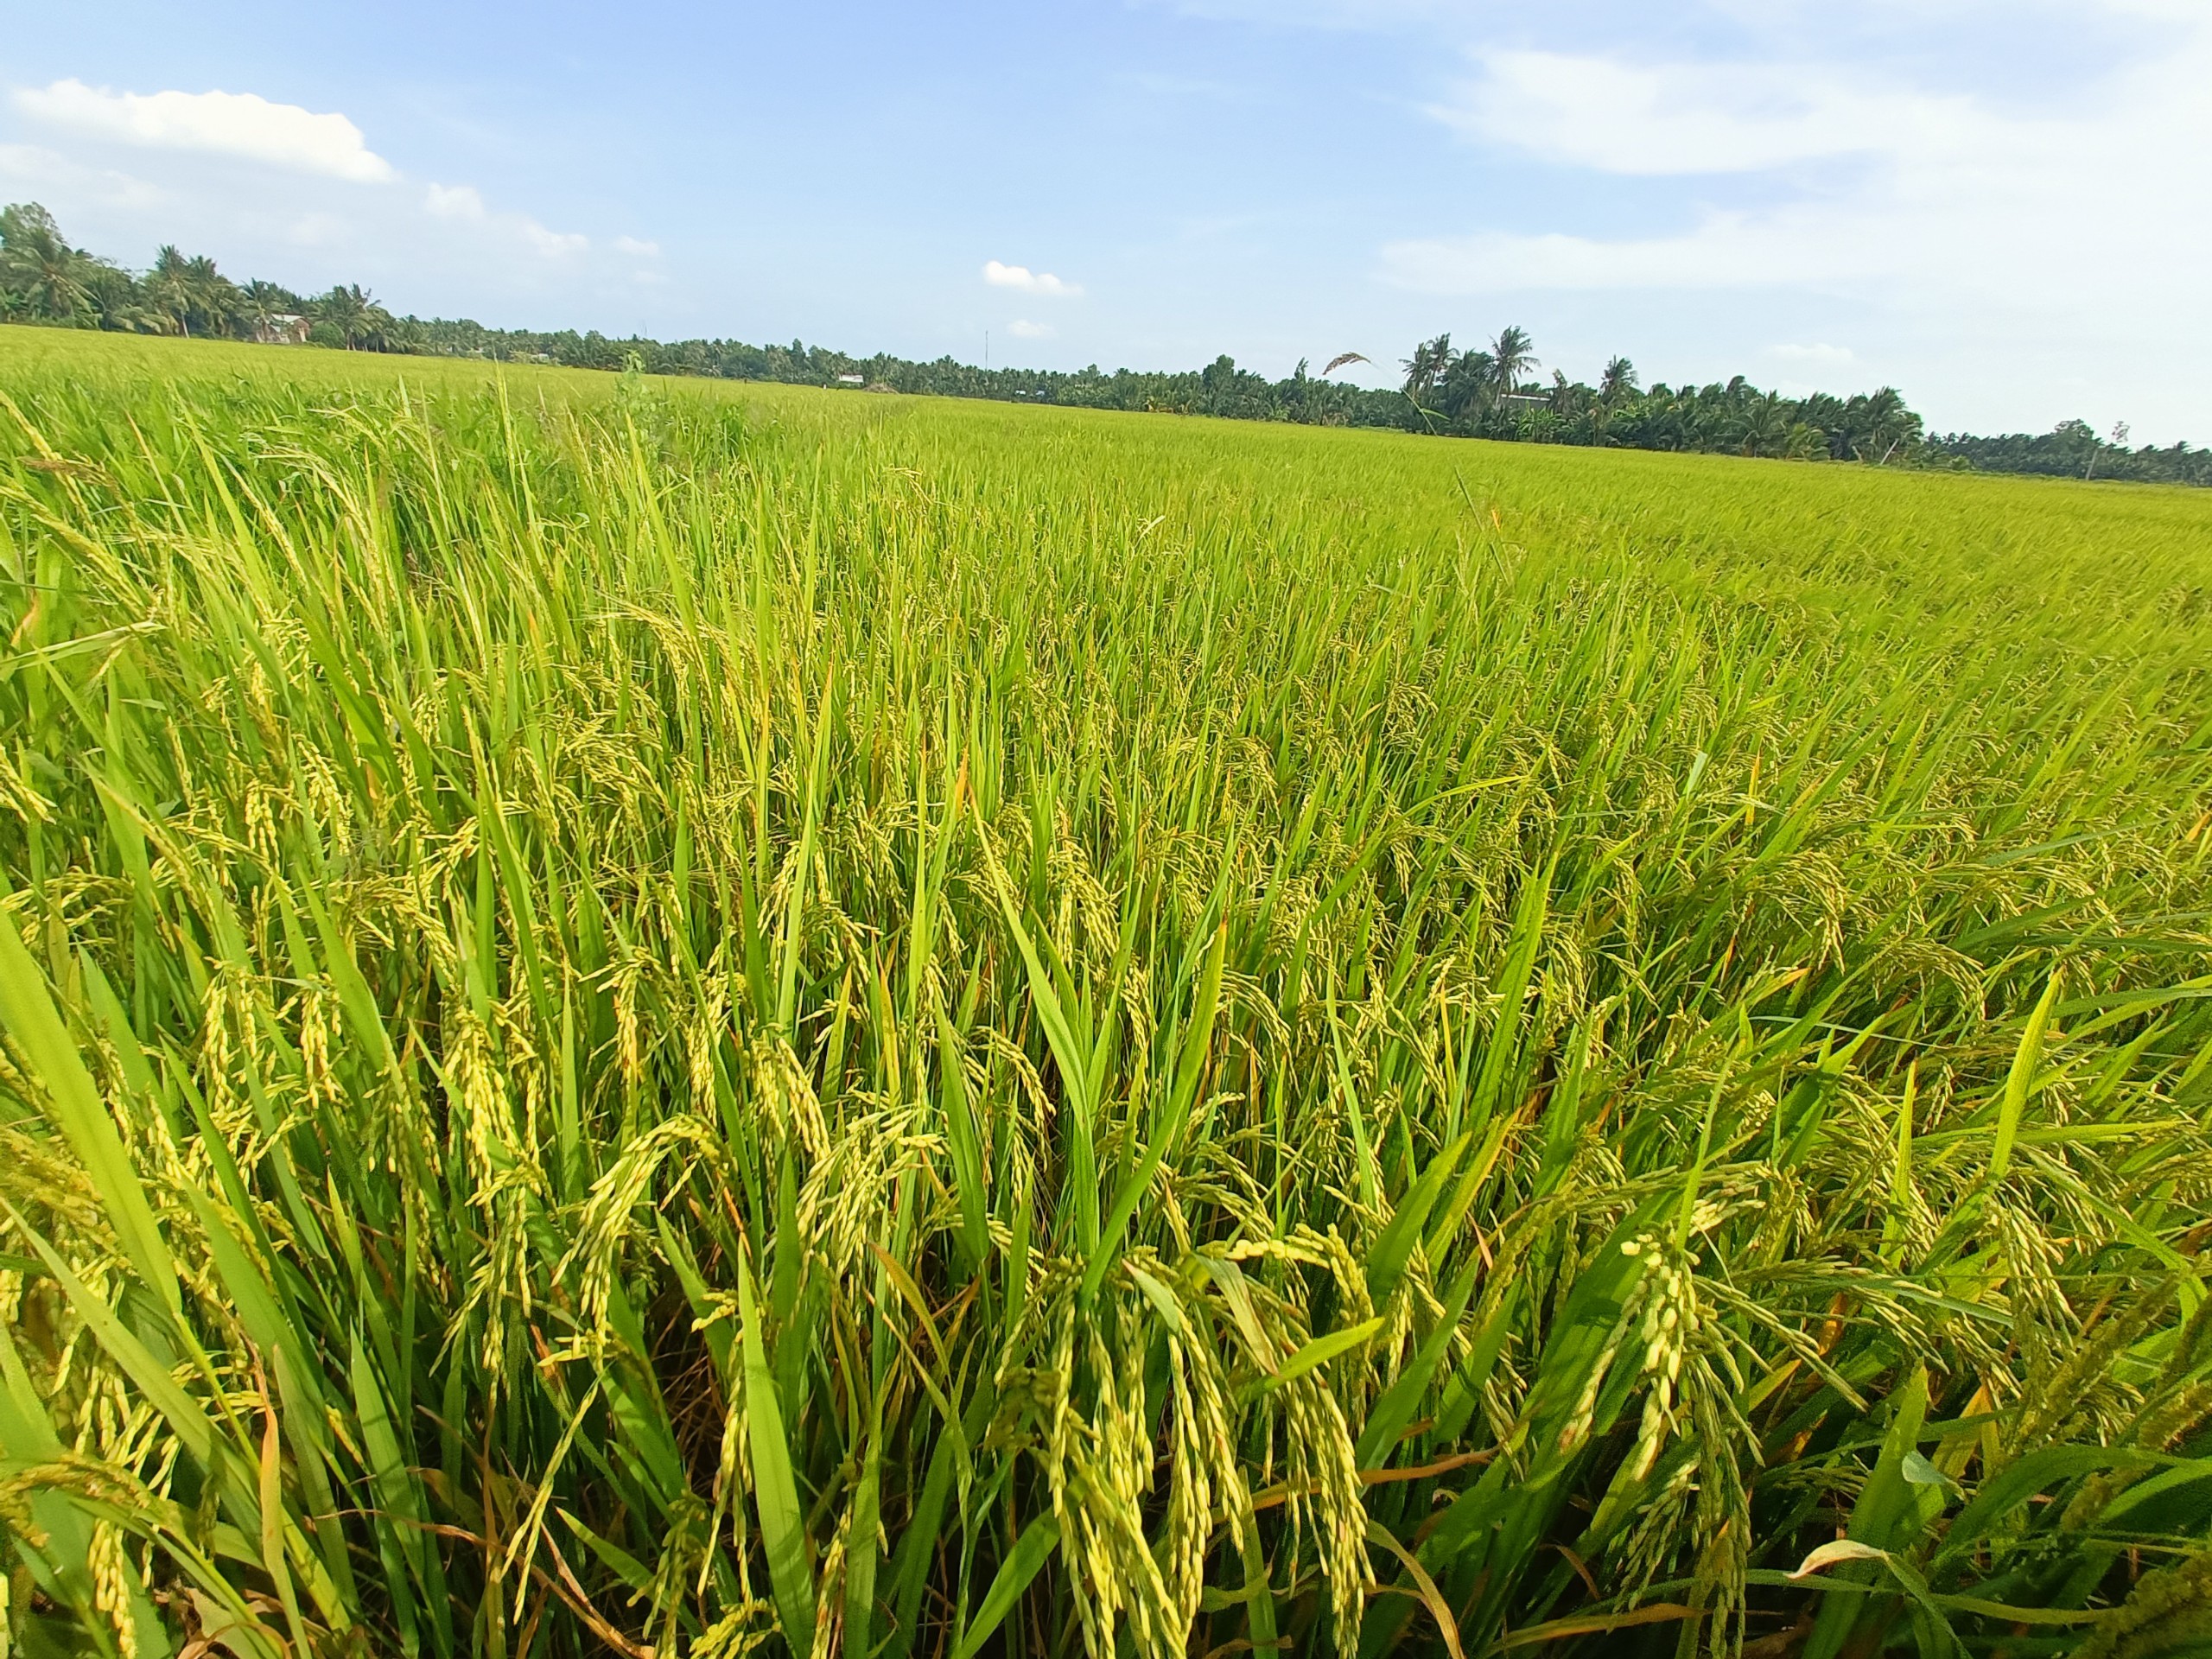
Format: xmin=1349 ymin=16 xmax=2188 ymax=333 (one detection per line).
xmin=3 ymin=0 xmax=2207 ymax=440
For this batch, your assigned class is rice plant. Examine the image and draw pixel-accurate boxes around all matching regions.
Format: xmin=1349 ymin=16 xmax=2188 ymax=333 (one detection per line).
xmin=0 ymin=329 xmax=2209 ymax=1659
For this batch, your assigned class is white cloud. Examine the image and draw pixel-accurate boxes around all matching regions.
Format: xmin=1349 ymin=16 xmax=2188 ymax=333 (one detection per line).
xmin=1433 ymin=51 xmax=1970 ymax=176
xmin=423 ymin=181 xmax=587 ymax=257
xmin=423 ymin=181 xmax=486 ymax=219
xmin=287 ymin=212 xmax=352 ymax=247
xmin=1007 ymin=319 xmax=1055 ymax=339
xmin=13 ymin=79 xmax=393 ymax=182
xmin=1385 ymin=26 xmax=2212 ymax=321
xmin=0 ymin=142 xmax=165 ymax=209
xmin=613 ymin=234 xmax=660 ymax=257
xmin=1768 ymin=342 xmax=1854 ymax=366
xmin=1152 ymin=0 xmax=1449 ymax=26
xmin=1367 ymin=7 xmax=2212 ymax=436
xmin=983 ymin=258 xmax=1084 ymax=296
xmin=523 ymin=221 xmax=588 ymax=257
xmin=1384 ymin=213 xmax=1872 ymax=292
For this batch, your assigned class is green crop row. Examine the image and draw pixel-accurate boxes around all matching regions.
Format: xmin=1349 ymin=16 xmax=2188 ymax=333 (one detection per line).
xmin=0 ymin=330 xmax=2209 ymax=1658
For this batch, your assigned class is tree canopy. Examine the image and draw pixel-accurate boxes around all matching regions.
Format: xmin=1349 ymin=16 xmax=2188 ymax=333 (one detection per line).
xmin=3 ymin=201 xmax=2201 ymax=485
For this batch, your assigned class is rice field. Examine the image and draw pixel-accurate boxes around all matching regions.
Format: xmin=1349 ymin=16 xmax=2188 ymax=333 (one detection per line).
xmin=2 ymin=327 xmax=2210 ymax=1659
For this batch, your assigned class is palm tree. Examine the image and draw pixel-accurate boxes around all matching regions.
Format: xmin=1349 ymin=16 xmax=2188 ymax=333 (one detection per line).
xmin=145 ymin=245 xmax=197 ymax=335
xmin=1400 ymin=334 xmax=1452 ymax=404
xmin=1437 ymin=348 xmax=1495 ymax=422
xmin=182 ymin=254 xmax=242 ymax=338
xmin=1490 ymin=325 xmax=1537 ymax=396
xmin=312 ymin=284 xmax=391 ymax=350
xmin=79 ymin=262 xmax=150 ymax=333
xmin=1599 ymin=355 xmax=1639 ymax=404
xmin=1738 ymin=393 xmax=1791 ymax=457
xmin=1797 ymin=393 xmax=1847 ymax=456
xmin=239 ymin=280 xmax=302 ymax=342
xmin=1859 ymin=387 xmax=1919 ymax=464
xmin=0 ymin=202 xmax=93 ymax=321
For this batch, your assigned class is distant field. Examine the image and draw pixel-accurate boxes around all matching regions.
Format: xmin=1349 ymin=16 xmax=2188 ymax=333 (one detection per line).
xmin=2 ymin=323 xmax=2209 ymax=1659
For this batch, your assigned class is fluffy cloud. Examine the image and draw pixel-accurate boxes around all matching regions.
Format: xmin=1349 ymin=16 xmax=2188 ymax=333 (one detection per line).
xmin=983 ymin=259 xmax=1084 ymax=296
xmin=1430 ymin=51 xmax=1972 ymax=176
xmin=424 ymin=182 xmax=588 ymax=257
xmin=0 ymin=142 xmax=165 ymax=209
xmin=287 ymin=212 xmax=353 ymax=248
xmin=1384 ymin=20 xmax=2212 ymax=327
xmin=1007 ymin=319 xmax=1055 ymax=339
xmin=13 ymin=79 xmax=393 ymax=182
xmin=1150 ymin=0 xmax=1450 ymax=24
xmin=2 ymin=76 xmax=664 ymax=335
xmin=523 ymin=223 xmax=588 ymax=257
xmin=423 ymin=182 xmax=485 ymax=218
xmin=10 ymin=79 xmax=611 ymax=266
xmin=1768 ymin=343 xmax=1854 ymax=366
xmin=1382 ymin=215 xmax=1867 ymax=292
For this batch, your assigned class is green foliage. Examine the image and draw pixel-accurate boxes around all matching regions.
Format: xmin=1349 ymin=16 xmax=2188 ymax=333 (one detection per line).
xmin=0 ymin=331 xmax=2208 ymax=1659
xmin=10 ymin=199 xmax=2202 ymax=484
xmin=0 ymin=203 xmax=113 ymax=328
xmin=1932 ymin=421 xmax=2212 ymax=488
xmin=1 ymin=202 xmax=391 ymax=351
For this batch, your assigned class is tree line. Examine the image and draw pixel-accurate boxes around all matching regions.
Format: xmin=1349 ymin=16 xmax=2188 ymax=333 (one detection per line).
xmin=1925 ymin=420 xmax=2212 ymax=488
xmin=1381 ymin=327 xmax=1927 ymax=464
xmin=5 ymin=201 xmax=2203 ymax=486
xmin=0 ymin=204 xmax=396 ymax=349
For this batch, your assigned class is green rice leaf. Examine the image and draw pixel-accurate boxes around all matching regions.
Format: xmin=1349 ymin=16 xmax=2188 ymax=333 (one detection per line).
xmin=738 ymin=1241 xmax=816 ymax=1658
xmin=0 ymin=887 xmax=178 ymax=1311
xmin=950 ymin=1513 xmax=1059 ymax=1659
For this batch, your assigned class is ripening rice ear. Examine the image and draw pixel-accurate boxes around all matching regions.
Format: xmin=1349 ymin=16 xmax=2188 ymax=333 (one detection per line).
xmin=0 ymin=326 xmax=2198 ymax=1659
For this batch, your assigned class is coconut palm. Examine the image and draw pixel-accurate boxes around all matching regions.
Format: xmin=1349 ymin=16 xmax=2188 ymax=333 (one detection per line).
xmin=1399 ymin=334 xmax=1452 ymax=404
xmin=239 ymin=279 xmax=305 ymax=342
xmin=312 ymin=283 xmax=392 ymax=350
xmin=184 ymin=253 xmax=242 ymax=337
xmin=0 ymin=202 xmax=93 ymax=322
xmin=1859 ymin=385 xmax=1921 ymax=462
xmin=1599 ymin=355 xmax=1639 ymax=404
xmin=144 ymin=245 xmax=198 ymax=335
xmin=79 ymin=262 xmax=151 ymax=333
xmin=1436 ymin=347 xmax=1495 ymax=422
xmin=1490 ymin=324 xmax=1537 ymax=396
xmin=1738 ymin=392 xmax=1792 ymax=457
xmin=143 ymin=247 xmax=244 ymax=337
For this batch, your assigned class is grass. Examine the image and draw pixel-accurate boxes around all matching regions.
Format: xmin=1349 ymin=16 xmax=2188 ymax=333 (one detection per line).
xmin=0 ymin=323 xmax=2209 ymax=1659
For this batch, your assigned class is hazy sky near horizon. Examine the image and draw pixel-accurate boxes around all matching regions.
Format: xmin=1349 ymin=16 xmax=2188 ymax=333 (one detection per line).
xmin=3 ymin=1 xmax=2207 ymax=441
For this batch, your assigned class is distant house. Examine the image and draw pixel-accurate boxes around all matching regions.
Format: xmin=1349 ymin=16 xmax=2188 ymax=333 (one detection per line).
xmin=1498 ymin=392 xmax=1550 ymax=416
xmin=836 ymin=372 xmax=866 ymax=385
xmin=254 ymin=314 xmax=312 ymax=345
